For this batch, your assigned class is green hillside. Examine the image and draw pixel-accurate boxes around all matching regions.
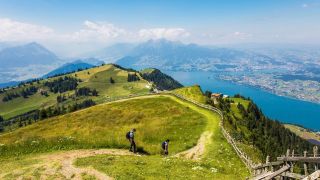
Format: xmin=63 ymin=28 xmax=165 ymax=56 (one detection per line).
xmin=0 ymin=94 xmax=249 ymax=179
xmin=0 ymin=95 xmax=206 ymax=156
xmin=0 ymin=64 xmax=150 ymax=120
xmin=0 ymin=64 xmax=185 ymax=135
xmin=173 ymin=85 xmax=208 ymax=103
xmin=284 ymin=124 xmax=320 ymax=144
xmin=204 ymin=93 xmax=314 ymax=163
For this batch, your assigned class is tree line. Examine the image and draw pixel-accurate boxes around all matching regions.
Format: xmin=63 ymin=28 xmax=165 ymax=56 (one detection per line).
xmin=127 ymin=73 xmax=140 ymax=82
xmin=44 ymin=76 xmax=80 ymax=93
xmin=2 ymin=86 xmax=38 ymax=102
xmin=0 ymin=99 xmax=96 ymax=132
xmin=39 ymin=99 xmax=96 ymax=119
xmin=140 ymin=69 xmax=183 ymax=90
xmin=57 ymin=87 xmax=99 ymax=103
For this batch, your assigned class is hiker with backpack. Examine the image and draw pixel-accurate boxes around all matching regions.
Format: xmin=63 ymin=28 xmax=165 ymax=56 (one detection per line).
xmin=161 ymin=139 xmax=170 ymax=155
xmin=126 ymin=128 xmax=136 ymax=153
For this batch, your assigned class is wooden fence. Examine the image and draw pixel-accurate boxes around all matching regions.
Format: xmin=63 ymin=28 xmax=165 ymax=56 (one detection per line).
xmin=252 ymin=147 xmax=320 ymax=179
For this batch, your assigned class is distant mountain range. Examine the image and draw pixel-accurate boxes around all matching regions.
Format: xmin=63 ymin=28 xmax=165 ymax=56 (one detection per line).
xmin=87 ymin=43 xmax=135 ymax=62
xmin=115 ymin=39 xmax=280 ymax=71
xmin=0 ymin=42 xmax=60 ymax=69
xmin=1 ymin=39 xmax=319 ymax=87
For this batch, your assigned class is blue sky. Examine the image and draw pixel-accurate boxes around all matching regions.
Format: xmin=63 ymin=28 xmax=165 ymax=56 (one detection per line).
xmin=0 ymin=0 xmax=319 ymax=56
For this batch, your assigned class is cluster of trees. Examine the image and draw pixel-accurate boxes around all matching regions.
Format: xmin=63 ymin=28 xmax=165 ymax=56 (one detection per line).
xmin=57 ymin=94 xmax=67 ymax=103
xmin=127 ymin=73 xmax=140 ymax=82
xmin=2 ymin=86 xmax=38 ymax=102
xmin=205 ymin=91 xmax=314 ymax=160
xmin=0 ymin=88 xmax=5 ymax=94
xmin=20 ymin=86 xmax=38 ymax=98
xmin=56 ymin=87 xmax=99 ymax=103
xmin=75 ymin=87 xmax=98 ymax=97
xmin=239 ymin=102 xmax=313 ymax=159
xmin=112 ymin=64 xmax=137 ymax=72
xmin=1 ymin=99 xmax=97 ymax=131
xmin=44 ymin=77 xmax=80 ymax=93
xmin=0 ymin=110 xmax=40 ymax=131
xmin=2 ymin=92 xmax=21 ymax=102
xmin=39 ymin=99 xmax=96 ymax=119
xmin=18 ymin=79 xmax=41 ymax=87
xmin=140 ymin=69 xmax=183 ymax=90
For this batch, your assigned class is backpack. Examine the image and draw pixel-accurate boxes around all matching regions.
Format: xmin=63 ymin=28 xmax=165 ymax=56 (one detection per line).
xmin=126 ymin=131 xmax=131 ymax=139
xmin=161 ymin=142 xmax=166 ymax=150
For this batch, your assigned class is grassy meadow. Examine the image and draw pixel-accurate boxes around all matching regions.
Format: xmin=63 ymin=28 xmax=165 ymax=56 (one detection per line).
xmin=0 ymin=95 xmax=206 ymax=156
xmin=0 ymin=93 xmax=250 ymax=179
xmin=75 ymin=94 xmax=250 ymax=179
xmin=284 ymin=124 xmax=320 ymax=143
xmin=173 ymin=85 xmax=208 ymax=104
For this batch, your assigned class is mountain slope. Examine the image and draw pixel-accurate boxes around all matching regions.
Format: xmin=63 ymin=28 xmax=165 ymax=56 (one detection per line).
xmin=90 ymin=43 xmax=135 ymax=62
xmin=43 ymin=60 xmax=95 ymax=78
xmin=0 ymin=64 xmax=181 ymax=120
xmin=0 ymin=42 xmax=59 ymax=69
xmin=140 ymin=68 xmax=183 ymax=90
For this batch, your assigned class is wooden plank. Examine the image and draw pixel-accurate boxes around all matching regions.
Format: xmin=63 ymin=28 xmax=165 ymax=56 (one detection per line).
xmin=265 ymin=165 xmax=290 ymax=180
xmin=251 ymin=171 xmax=274 ymax=180
xmin=302 ymin=170 xmax=320 ymax=180
xmin=277 ymin=157 xmax=320 ymax=163
xmin=253 ymin=161 xmax=284 ymax=170
xmin=281 ymin=172 xmax=305 ymax=179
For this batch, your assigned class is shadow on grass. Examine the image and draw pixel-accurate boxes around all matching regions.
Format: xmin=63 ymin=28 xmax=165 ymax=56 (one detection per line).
xmin=137 ymin=146 xmax=150 ymax=155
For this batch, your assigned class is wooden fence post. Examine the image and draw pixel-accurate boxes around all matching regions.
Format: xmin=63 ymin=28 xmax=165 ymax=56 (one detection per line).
xmin=290 ymin=149 xmax=294 ymax=172
xmin=304 ymin=151 xmax=308 ymax=176
xmin=266 ymin=155 xmax=270 ymax=172
xmin=314 ymin=146 xmax=318 ymax=171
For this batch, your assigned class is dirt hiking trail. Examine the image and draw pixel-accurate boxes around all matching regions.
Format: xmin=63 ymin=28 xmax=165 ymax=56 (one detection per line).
xmin=175 ymin=131 xmax=212 ymax=160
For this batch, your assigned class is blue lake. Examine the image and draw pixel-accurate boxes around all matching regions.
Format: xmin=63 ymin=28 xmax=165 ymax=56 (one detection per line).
xmin=165 ymin=71 xmax=320 ymax=131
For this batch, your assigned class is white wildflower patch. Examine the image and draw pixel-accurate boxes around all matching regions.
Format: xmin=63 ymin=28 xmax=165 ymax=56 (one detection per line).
xmin=31 ymin=140 xmax=39 ymax=145
xmin=210 ymin=167 xmax=218 ymax=173
xmin=192 ymin=166 xmax=203 ymax=171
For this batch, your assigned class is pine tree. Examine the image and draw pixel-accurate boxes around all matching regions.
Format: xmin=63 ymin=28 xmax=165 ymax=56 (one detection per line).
xmin=110 ymin=77 xmax=115 ymax=84
xmin=0 ymin=115 xmax=3 ymax=132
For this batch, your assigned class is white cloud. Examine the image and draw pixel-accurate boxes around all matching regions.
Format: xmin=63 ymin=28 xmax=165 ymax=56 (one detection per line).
xmin=0 ymin=18 xmax=54 ymax=41
xmin=232 ymin=31 xmax=252 ymax=40
xmin=0 ymin=18 xmax=194 ymax=56
xmin=0 ymin=18 xmax=190 ymax=44
xmin=69 ymin=20 xmax=127 ymax=42
xmin=138 ymin=28 xmax=190 ymax=40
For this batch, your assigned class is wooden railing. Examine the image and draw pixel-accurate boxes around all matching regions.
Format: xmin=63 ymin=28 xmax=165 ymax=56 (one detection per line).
xmin=252 ymin=147 xmax=320 ymax=180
